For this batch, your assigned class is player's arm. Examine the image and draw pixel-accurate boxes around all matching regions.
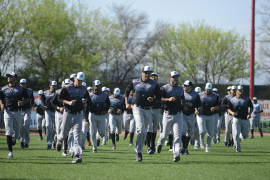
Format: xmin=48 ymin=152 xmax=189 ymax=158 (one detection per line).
xmin=125 ymin=82 xmax=133 ymax=108
xmin=247 ymin=98 xmax=253 ymax=119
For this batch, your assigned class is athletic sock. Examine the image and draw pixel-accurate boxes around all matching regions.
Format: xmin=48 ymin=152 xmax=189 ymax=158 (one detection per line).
xmin=259 ymin=128 xmax=263 ymax=137
xmin=7 ymin=136 xmax=13 ymax=152
xmin=150 ymin=132 xmax=157 ymax=150
xmin=130 ymin=132 xmax=134 ymax=144
xmin=111 ymin=133 xmax=116 ymax=146
xmin=64 ymin=137 xmax=68 ymax=151
xmin=124 ymin=130 xmax=129 ymax=140
xmin=146 ymin=132 xmax=151 ymax=148
xmin=251 ymin=129 xmax=254 ymax=137
xmin=86 ymin=132 xmax=90 ymax=142
xmin=168 ymin=134 xmax=173 ymax=149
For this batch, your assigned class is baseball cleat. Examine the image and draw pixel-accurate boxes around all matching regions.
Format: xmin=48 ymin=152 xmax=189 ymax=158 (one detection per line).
xmin=21 ymin=142 xmax=25 ymax=149
xmin=129 ymin=142 xmax=133 ymax=146
xmin=205 ymin=147 xmax=210 ymax=152
xmin=92 ymin=149 xmax=97 ymax=153
xmin=157 ymin=145 xmax=162 ymax=153
xmin=47 ymin=144 xmax=52 ymax=150
xmin=12 ymin=137 xmax=16 ymax=146
xmin=136 ymin=153 xmax=142 ymax=162
xmin=173 ymin=156 xmax=180 ymax=162
xmin=112 ymin=145 xmax=116 ymax=150
xmin=194 ymin=145 xmax=199 ymax=150
xmin=8 ymin=152 xmax=13 ymax=159
xmin=72 ymin=156 xmax=82 ymax=164
xmin=184 ymin=149 xmax=189 ymax=155
xmin=62 ymin=151 xmax=68 ymax=157
xmin=56 ymin=142 xmax=62 ymax=151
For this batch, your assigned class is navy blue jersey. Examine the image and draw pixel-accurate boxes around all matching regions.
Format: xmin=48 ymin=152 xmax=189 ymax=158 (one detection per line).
xmin=228 ymin=95 xmax=253 ymax=120
xmin=198 ymin=92 xmax=219 ymax=115
xmin=59 ymin=84 xmax=90 ymax=113
xmin=221 ymin=94 xmax=234 ymax=112
xmin=125 ymin=78 xmax=160 ymax=108
xmin=109 ymin=95 xmax=125 ymax=114
xmin=21 ymin=88 xmax=34 ymax=110
xmin=183 ymin=90 xmax=201 ymax=115
xmin=50 ymin=88 xmax=64 ymax=112
xmin=2 ymin=84 xmax=28 ymax=111
xmin=44 ymin=90 xmax=57 ymax=112
xmin=161 ymin=84 xmax=185 ymax=115
xmin=125 ymin=95 xmax=133 ymax=114
xmin=89 ymin=91 xmax=110 ymax=114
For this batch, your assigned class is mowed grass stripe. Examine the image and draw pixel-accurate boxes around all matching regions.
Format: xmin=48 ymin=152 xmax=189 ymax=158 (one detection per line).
xmin=0 ymin=135 xmax=270 ymax=180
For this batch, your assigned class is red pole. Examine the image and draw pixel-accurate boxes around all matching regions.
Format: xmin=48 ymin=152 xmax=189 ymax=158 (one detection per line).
xmin=250 ymin=0 xmax=255 ymax=99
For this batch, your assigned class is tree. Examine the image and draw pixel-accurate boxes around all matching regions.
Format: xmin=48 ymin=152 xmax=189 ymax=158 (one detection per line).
xmin=0 ymin=0 xmax=21 ymax=76
xmin=152 ymin=22 xmax=249 ymax=84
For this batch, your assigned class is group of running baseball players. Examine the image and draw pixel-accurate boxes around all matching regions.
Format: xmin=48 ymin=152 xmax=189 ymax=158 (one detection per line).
xmin=0 ymin=65 xmax=264 ymax=163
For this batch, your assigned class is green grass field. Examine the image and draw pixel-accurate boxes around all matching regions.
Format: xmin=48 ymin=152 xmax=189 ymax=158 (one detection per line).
xmin=0 ymin=135 xmax=270 ymax=180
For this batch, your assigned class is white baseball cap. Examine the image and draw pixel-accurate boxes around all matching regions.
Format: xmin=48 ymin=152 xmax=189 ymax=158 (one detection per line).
xmin=87 ymin=87 xmax=93 ymax=91
xmin=106 ymin=87 xmax=110 ymax=92
xmin=114 ymin=88 xmax=121 ymax=95
xmin=82 ymin=82 xmax=86 ymax=87
xmin=64 ymin=79 xmax=70 ymax=85
xmin=205 ymin=82 xmax=212 ymax=90
xmin=70 ymin=73 xmax=77 ymax=80
xmin=76 ymin=72 xmax=85 ymax=81
xmin=38 ymin=90 xmax=44 ymax=95
xmin=183 ymin=80 xmax=192 ymax=86
xmin=170 ymin=71 xmax=179 ymax=77
xmin=51 ymin=81 xmax=57 ymax=86
xmin=253 ymin=97 xmax=257 ymax=100
xmin=102 ymin=86 xmax=107 ymax=92
xmin=195 ymin=87 xmax=202 ymax=93
xmin=6 ymin=72 xmax=17 ymax=78
xmin=93 ymin=80 xmax=101 ymax=86
xmin=142 ymin=66 xmax=152 ymax=72
xmin=237 ymin=85 xmax=243 ymax=90
xmin=227 ymin=86 xmax=231 ymax=90
xmin=20 ymin=79 xmax=27 ymax=84
xmin=231 ymin=86 xmax=236 ymax=90
xmin=212 ymin=88 xmax=218 ymax=92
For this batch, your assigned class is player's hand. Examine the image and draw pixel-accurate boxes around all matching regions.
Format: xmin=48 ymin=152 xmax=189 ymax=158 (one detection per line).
xmin=59 ymin=107 xmax=64 ymax=112
xmin=147 ymin=97 xmax=153 ymax=102
xmin=126 ymin=104 xmax=132 ymax=109
xmin=232 ymin=112 xmax=238 ymax=116
xmin=85 ymin=121 xmax=89 ymax=127
xmin=195 ymin=109 xmax=199 ymax=115
xmin=18 ymin=100 xmax=24 ymax=107
xmin=42 ymin=106 xmax=48 ymax=110
xmin=69 ymin=100 xmax=76 ymax=106
xmin=117 ymin=109 xmax=122 ymax=114
xmin=108 ymin=109 xmax=113 ymax=114
xmin=210 ymin=107 xmax=216 ymax=112
xmin=247 ymin=114 xmax=251 ymax=119
xmin=169 ymin=97 xmax=176 ymax=102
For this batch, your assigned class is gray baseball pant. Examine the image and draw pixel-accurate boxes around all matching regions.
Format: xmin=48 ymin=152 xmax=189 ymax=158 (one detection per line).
xmin=20 ymin=108 xmax=31 ymax=144
xmin=45 ymin=110 xmax=55 ymax=145
xmin=232 ymin=117 xmax=249 ymax=151
xmin=123 ymin=111 xmax=135 ymax=133
xmin=109 ymin=114 xmax=123 ymax=134
xmin=197 ymin=114 xmax=215 ymax=148
xmin=4 ymin=109 xmax=23 ymax=139
xmin=182 ymin=113 xmax=195 ymax=137
xmin=224 ymin=112 xmax=233 ymax=143
xmin=132 ymin=105 xmax=152 ymax=153
xmin=89 ymin=113 xmax=106 ymax=151
xmin=157 ymin=111 xmax=183 ymax=158
xmin=150 ymin=108 xmax=162 ymax=133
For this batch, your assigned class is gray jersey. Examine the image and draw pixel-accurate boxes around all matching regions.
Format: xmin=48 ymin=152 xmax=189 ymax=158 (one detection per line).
xmin=183 ymin=90 xmax=201 ymax=115
xmin=251 ymin=103 xmax=263 ymax=118
xmin=44 ymin=90 xmax=56 ymax=112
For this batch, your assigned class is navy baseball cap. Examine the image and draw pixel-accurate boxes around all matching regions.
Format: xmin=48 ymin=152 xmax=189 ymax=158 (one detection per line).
xmin=6 ymin=72 xmax=17 ymax=78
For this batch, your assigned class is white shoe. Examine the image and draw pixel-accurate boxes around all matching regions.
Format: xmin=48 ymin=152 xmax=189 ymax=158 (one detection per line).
xmin=8 ymin=152 xmax=13 ymax=159
xmin=194 ymin=145 xmax=199 ymax=150
xmin=205 ymin=147 xmax=210 ymax=152
xmin=200 ymin=145 xmax=205 ymax=149
xmin=112 ymin=145 xmax=116 ymax=150
xmin=62 ymin=152 xmax=68 ymax=157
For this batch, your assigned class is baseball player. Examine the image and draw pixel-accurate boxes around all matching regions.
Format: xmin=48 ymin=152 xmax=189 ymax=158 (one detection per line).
xmin=145 ymin=72 xmax=162 ymax=154
xmin=101 ymin=87 xmax=110 ymax=145
xmin=19 ymin=79 xmax=34 ymax=148
xmin=1 ymin=72 xmax=28 ymax=158
xmin=56 ymin=72 xmax=90 ymax=163
xmin=89 ymin=80 xmax=110 ymax=153
xmin=156 ymin=71 xmax=184 ymax=162
xmin=125 ymin=66 xmax=160 ymax=162
xmin=44 ymin=81 xmax=57 ymax=149
xmin=33 ymin=90 xmax=46 ymax=140
xmin=250 ymin=97 xmax=263 ymax=138
xmin=196 ymin=83 xmax=220 ymax=152
xmin=181 ymin=80 xmax=200 ymax=155
xmin=108 ymin=88 xmax=125 ymax=150
xmin=86 ymin=86 xmax=93 ymax=146
xmin=191 ymin=86 xmax=202 ymax=150
xmin=123 ymin=90 xmax=135 ymax=146
xmin=227 ymin=85 xmax=253 ymax=152
xmin=212 ymin=88 xmax=222 ymax=144
xmin=221 ymin=86 xmax=236 ymax=147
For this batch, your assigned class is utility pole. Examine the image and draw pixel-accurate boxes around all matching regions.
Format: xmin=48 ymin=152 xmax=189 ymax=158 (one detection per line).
xmin=250 ymin=0 xmax=255 ymax=99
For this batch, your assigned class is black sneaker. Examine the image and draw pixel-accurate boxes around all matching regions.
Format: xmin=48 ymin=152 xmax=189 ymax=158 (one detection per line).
xmin=136 ymin=153 xmax=142 ymax=162
xmin=24 ymin=144 xmax=29 ymax=148
xmin=224 ymin=142 xmax=228 ymax=147
xmin=184 ymin=149 xmax=189 ymax=155
xmin=173 ymin=156 xmax=180 ymax=162
xmin=181 ymin=148 xmax=185 ymax=155
xmin=97 ymin=139 xmax=100 ymax=146
xmin=56 ymin=141 xmax=62 ymax=151
xmin=116 ymin=134 xmax=119 ymax=142
xmin=40 ymin=136 xmax=43 ymax=141
xmin=47 ymin=144 xmax=52 ymax=150
xmin=72 ymin=155 xmax=82 ymax=164
xmin=157 ymin=145 xmax=162 ymax=153
xmin=21 ymin=142 xmax=25 ymax=149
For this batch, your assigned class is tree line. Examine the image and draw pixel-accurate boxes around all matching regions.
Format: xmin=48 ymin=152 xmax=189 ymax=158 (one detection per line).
xmin=0 ymin=0 xmax=251 ymax=89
